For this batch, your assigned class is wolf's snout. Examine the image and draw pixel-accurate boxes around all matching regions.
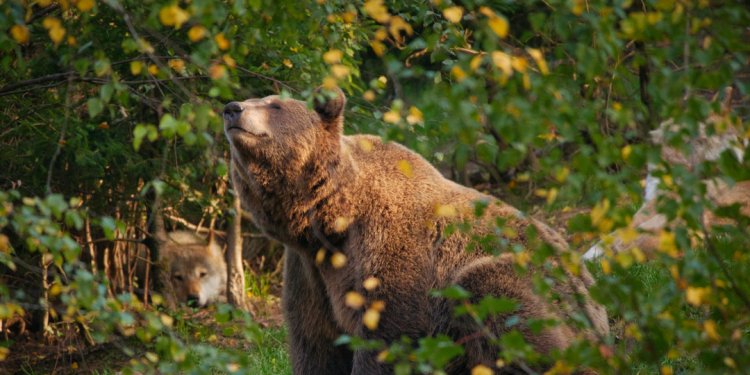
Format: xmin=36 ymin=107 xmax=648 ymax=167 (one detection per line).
xmin=223 ymin=101 xmax=244 ymax=125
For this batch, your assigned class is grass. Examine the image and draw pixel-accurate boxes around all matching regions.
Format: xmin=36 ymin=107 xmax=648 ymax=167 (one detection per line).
xmin=246 ymin=326 xmax=290 ymax=375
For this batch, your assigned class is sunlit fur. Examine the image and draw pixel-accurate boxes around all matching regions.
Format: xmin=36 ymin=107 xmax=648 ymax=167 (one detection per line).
xmin=226 ymin=89 xmax=607 ymax=374
xmin=161 ymin=231 xmax=227 ymax=307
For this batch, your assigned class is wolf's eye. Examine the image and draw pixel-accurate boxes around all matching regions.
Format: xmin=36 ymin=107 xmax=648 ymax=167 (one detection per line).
xmin=199 ymin=271 xmax=207 ymax=278
xmin=173 ymin=274 xmax=183 ymax=281
xmin=270 ymin=102 xmax=282 ymax=110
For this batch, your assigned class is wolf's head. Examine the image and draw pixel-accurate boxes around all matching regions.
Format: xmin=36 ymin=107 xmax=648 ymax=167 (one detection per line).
xmin=161 ymin=231 xmax=227 ymax=307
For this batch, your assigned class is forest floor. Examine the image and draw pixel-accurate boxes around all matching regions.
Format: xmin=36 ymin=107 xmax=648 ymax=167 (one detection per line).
xmin=0 ymin=290 xmax=287 ymax=374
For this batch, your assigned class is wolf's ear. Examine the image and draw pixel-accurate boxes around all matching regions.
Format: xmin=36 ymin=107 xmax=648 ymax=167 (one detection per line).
xmin=207 ymin=228 xmax=223 ymax=255
xmin=313 ymin=85 xmax=346 ymax=131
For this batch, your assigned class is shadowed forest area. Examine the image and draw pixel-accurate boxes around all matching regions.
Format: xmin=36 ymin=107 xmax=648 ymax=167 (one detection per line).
xmin=0 ymin=0 xmax=749 ymax=374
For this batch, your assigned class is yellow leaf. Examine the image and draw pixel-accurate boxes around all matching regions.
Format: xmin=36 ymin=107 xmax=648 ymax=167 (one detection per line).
xmin=208 ymin=64 xmax=227 ymax=79
xmin=555 ymin=167 xmax=569 ymax=183
xmin=10 ymin=25 xmax=30 ymax=44
xmin=600 ymin=259 xmax=611 ymax=275
xmin=617 ymin=227 xmax=639 ymax=244
xmin=334 ymin=216 xmax=353 ymax=232
xmin=358 ymin=138 xmax=374 ymax=152
xmin=545 ymin=360 xmax=574 ymax=375
xmin=383 ymin=110 xmax=401 ymax=124
xmin=315 ymin=248 xmax=326 ymax=265
xmin=331 ymin=252 xmax=347 ymax=268
xmin=469 ymin=55 xmax=483 ymax=71
xmin=67 ymin=35 xmax=77 ymax=46
xmin=488 ymin=15 xmax=509 ymax=38
xmin=188 ymin=25 xmax=207 ymax=42
xmin=451 ymin=65 xmax=467 ymax=81
xmin=363 ymin=308 xmax=380 ymax=330
xmin=160 ymin=313 xmax=174 ymax=327
xmin=471 ymin=364 xmax=493 ymax=375
xmin=631 ymin=247 xmax=646 ymax=263
xmin=703 ymin=320 xmax=719 ymax=341
xmin=685 ymin=286 xmax=710 ymax=306
xmin=491 ymin=51 xmax=513 ymax=76
xmin=376 ymin=350 xmax=389 ymax=362
xmin=511 ymin=56 xmax=528 ymax=73
xmin=515 ymin=251 xmax=530 ymax=267
xmin=370 ymin=40 xmax=386 ymax=56
xmin=0 ymin=234 xmax=9 ymax=253
xmin=406 ymin=106 xmax=423 ymax=125
xmin=222 ymin=54 xmax=236 ymax=68
xmin=168 ymin=58 xmax=185 ymax=72
xmin=434 ymin=204 xmax=458 ymax=218
xmin=342 ymin=11 xmax=357 ymax=23
xmin=323 ymin=49 xmax=343 ymax=64
xmin=374 ymin=28 xmax=388 ymax=41
xmin=363 ymin=0 xmax=391 ymax=23
xmin=363 ymin=276 xmax=380 ymax=291
xmin=625 ymin=323 xmax=642 ymax=340
xmin=43 ymin=17 xmax=61 ymax=29
xmin=621 ymin=144 xmax=632 ymax=160
xmin=657 ymin=231 xmax=679 ymax=257
xmin=282 ymin=59 xmax=293 ymax=68
xmin=345 ymin=291 xmax=365 ymax=309
xmin=322 ymin=76 xmax=338 ymax=90
xmin=214 ymin=33 xmax=230 ymax=50
xmin=660 ymin=365 xmax=673 ymax=375
xmin=363 ymin=90 xmax=376 ymax=102
xmin=527 ymin=48 xmax=549 ymax=75
xmin=148 ymin=64 xmax=160 ymax=76
xmin=331 ymin=64 xmax=350 ymax=79
xmin=370 ymin=300 xmax=385 ymax=311
xmin=76 ymin=0 xmax=95 ymax=12
xmin=571 ymin=0 xmax=585 ymax=16
xmin=443 ymin=6 xmax=463 ymax=23
xmin=590 ymin=199 xmax=610 ymax=227
xmin=38 ymin=0 xmax=53 ymax=6
xmin=396 ymin=159 xmax=414 ymax=178
xmin=49 ymin=26 xmax=66 ymax=46
xmin=546 ymin=187 xmax=558 ymax=205
xmin=159 ymin=4 xmax=190 ymax=29
xmin=388 ymin=16 xmax=413 ymax=43
xmin=0 ymin=347 xmax=8 ymax=361
xmin=724 ymin=357 xmax=736 ymax=368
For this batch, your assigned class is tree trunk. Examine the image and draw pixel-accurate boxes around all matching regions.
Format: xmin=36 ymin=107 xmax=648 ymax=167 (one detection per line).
xmin=226 ymin=192 xmax=248 ymax=310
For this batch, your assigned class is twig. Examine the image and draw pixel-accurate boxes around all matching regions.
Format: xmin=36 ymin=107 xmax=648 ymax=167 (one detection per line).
xmin=45 ymin=74 xmax=74 ymax=194
xmin=164 ymin=213 xmax=227 ymax=236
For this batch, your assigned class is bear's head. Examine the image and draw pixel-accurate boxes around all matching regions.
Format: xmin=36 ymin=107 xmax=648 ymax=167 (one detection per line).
xmin=223 ymin=87 xmax=346 ymax=174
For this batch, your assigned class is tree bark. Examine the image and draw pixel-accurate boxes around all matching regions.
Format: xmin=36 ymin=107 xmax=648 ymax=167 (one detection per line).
xmin=226 ymin=192 xmax=248 ymax=310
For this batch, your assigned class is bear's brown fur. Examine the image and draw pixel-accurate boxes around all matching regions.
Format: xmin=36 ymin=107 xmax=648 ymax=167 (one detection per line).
xmin=224 ymin=88 xmax=608 ymax=374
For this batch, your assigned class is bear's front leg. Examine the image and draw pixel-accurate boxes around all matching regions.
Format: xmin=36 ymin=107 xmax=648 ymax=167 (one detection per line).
xmin=283 ymin=249 xmax=353 ymax=374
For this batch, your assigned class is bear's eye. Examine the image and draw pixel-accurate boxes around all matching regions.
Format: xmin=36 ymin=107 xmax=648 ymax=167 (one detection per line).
xmin=270 ymin=102 xmax=282 ymax=110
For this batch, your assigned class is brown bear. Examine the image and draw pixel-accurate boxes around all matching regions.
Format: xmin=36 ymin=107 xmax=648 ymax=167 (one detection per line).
xmin=224 ymin=88 xmax=608 ymax=374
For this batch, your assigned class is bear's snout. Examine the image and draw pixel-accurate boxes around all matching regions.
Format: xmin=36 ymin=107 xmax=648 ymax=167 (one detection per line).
xmin=223 ymin=101 xmax=244 ymax=125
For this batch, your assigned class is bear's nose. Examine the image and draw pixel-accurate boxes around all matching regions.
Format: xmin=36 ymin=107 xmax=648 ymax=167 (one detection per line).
xmin=223 ymin=102 xmax=244 ymax=124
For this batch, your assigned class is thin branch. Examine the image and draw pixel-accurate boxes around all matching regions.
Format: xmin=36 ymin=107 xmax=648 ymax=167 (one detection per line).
xmin=45 ymin=74 xmax=74 ymax=194
xmin=164 ymin=213 xmax=227 ymax=237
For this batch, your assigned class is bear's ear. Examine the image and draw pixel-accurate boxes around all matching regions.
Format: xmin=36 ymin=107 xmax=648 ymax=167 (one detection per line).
xmin=313 ymin=86 xmax=346 ymax=127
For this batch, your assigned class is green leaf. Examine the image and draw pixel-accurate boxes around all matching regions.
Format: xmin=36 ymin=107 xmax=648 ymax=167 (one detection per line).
xmin=87 ymin=98 xmax=103 ymax=118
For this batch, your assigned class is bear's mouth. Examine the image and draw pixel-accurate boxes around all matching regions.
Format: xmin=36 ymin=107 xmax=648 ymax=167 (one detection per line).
xmin=226 ymin=126 xmax=269 ymax=138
